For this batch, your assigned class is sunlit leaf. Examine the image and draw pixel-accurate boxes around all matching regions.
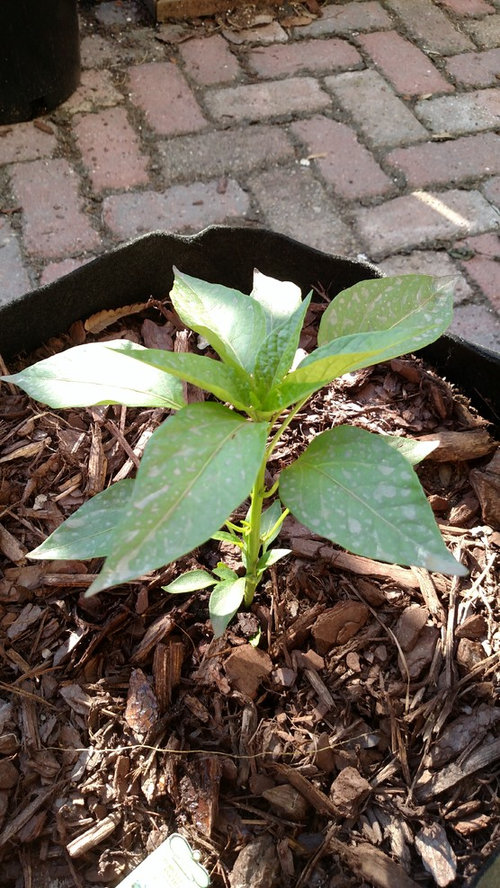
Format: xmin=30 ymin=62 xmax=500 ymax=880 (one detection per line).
xmin=29 ymin=480 xmax=134 ymax=560
xmin=1 ymin=340 xmax=185 ymax=409
xmin=318 ymin=274 xmax=455 ymax=346
xmin=86 ymin=403 xmax=268 ymax=595
xmin=256 ymin=548 xmax=291 ymax=573
xmin=381 ymin=434 xmax=439 ymax=465
xmin=163 ymin=570 xmax=217 ymax=594
xmin=209 ymin=577 xmax=246 ymax=637
xmin=170 ymin=268 xmax=266 ymax=374
xmin=253 ymin=295 xmax=311 ymax=398
xmin=117 ymin=342 xmax=254 ymax=412
xmin=279 ymin=425 xmax=467 ymax=576
xmin=250 ymin=269 xmax=303 ymax=332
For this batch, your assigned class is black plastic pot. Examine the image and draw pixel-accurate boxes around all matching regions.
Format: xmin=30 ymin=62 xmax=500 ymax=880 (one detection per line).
xmin=0 ymin=0 xmax=80 ymax=124
xmin=1 ymin=226 xmax=498 ymax=433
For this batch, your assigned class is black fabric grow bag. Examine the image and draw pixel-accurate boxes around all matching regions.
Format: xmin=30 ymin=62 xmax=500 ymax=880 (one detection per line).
xmin=1 ymin=226 xmax=499 ymax=431
xmin=0 ymin=0 xmax=80 ymax=124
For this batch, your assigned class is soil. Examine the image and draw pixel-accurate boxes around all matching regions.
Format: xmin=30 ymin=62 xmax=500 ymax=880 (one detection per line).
xmin=0 ymin=292 xmax=499 ymax=888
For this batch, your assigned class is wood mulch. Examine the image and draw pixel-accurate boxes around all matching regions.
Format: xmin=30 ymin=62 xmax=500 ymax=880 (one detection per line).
xmin=0 ymin=295 xmax=498 ymax=888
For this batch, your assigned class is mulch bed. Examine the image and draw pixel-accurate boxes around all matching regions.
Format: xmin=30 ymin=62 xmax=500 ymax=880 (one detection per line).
xmin=0 ymin=294 xmax=498 ymax=888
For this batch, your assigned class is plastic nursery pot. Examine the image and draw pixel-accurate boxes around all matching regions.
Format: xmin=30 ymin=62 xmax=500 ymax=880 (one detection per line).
xmin=0 ymin=0 xmax=80 ymax=125
xmin=1 ymin=226 xmax=499 ymax=430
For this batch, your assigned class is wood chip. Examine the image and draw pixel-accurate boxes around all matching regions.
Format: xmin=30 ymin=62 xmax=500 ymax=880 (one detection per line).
xmin=262 ymin=784 xmax=309 ymax=821
xmin=224 ymin=644 xmax=272 ymax=699
xmin=417 ymin=737 xmax=500 ymax=800
xmin=270 ymin=762 xmax=338 ymax=817
xmin=417 ymin=429 xmax=496 ymax=462
xmin=66 ymin=811 xmax=121 ymax=857
xmin=0 ymin=521 xmax=27 ymax=562
xmin=290 ymin=537 xmax=420 ymax=588
xmin=311 ymin=601 xmax=369 ymax=654
xmin=327 ymin=835 xmax=420 ymax=888
xmin=0 ymin=439 xmax=46 ymax=464
xmin=229 ymin=834 xmax=280 ymax=888
xmin=124 ymin=668 xmax=160 ymax=738
xmin=415 ymin=823 xmax=457 ymax=887
xmin=329 ymin=766 xmax=371 ymax=817
xmin=395 ymin=604 xmax=429 ymax=651
xmin=470 ymin=449 xmax=500 ymax=528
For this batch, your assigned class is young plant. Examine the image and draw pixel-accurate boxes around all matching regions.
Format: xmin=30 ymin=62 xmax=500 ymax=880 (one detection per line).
xmin=2 ymin=270 xmax=467 ymax=636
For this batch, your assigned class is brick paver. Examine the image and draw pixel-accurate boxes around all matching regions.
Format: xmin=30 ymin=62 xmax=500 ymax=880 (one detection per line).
xmin=445 ymin=48 xmax=500 ymax=87
xmin=384 ymin=0 xmax=474 ymax=53
xmin=40 ymin=257 xmax=93 ymax=287
xmin=356 ymin=31 xmax=453 ymax=97
xmin=246 ymin=39 xmax=361 ymax=78
xmin=1 ymin=1 xmax=499 ymax=352
xmin=438 ymin=0 xmax=495 ymax=13
xmin=129 ymin=63 xmax=206 ymax=135
xmin=178 ymin=34 xmax=240 ymax=85
xmin=385 ymin=133 xmax=500 ymax=188
xmin=74 ymin=106 xmax=149 ymax=192
xmin=247 ymin=165 xmax=355 ymax=255
xmin=455 ymin=232 xmax=500 ymax=311
xmin=102 ymin=180 xmax=250 ymax=240
xmin=8 ymin=159 xmax=101 ymax=259
xmin=450 ymin=303 xmax=500 ymax=352
xmin=291 ymin=117 xmax=393 ymax=199
xmin=463 ymin=15 xmax=500 ymax=48
xmin=325 ymin=70 xmax=427 ymax=147
xmin=204 ymin=78 xmax=330 ymax=124
xmin=294 ymin=2 xmax=392 ymax=37
xmin=482 ymin=175 xmax=500 ymax=208
xmin=354 ymin=189 xmax=499 ymax=257
xmin=415 ymin=89 xmax=500 ymax=134
xmin=0 ymin=122 xmax=57 ymax=164
xmin=0 ymin=220 xmax=31 ymax=304
xmin=62 ymin=70 xmax=123 ymax=114
xmin=158 ymin=125 xmax=294 ymax=185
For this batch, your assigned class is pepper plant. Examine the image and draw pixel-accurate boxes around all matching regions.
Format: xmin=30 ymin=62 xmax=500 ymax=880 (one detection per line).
xmin=2 ymin=269 xmax=467 ymax=636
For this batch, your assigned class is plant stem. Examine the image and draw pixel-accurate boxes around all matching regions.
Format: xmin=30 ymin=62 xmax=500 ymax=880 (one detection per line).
xmin=243 ymin=454 xmax=267 ymax=607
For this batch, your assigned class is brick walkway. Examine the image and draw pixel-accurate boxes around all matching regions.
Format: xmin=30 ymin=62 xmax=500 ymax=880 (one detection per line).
xmin=1 ymin=0 xmax=499 ymax=350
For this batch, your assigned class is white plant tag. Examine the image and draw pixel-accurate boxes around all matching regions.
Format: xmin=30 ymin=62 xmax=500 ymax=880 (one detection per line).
xmin=117 ymin=833 xmax=210 ymax=888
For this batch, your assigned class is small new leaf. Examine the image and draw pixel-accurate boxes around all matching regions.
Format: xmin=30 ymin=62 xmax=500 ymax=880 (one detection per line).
xmin=163 ymin=570 xmax=217 ymax=594
xmin=209 ymin=577 xmax=246 ymax=638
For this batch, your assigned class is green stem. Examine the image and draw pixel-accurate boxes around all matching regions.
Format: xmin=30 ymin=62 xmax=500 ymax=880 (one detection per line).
xmin=243 ymin=454 xmax=267 ymax=607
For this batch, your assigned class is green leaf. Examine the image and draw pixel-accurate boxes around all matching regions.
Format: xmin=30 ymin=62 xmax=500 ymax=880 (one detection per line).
xmin=260 ymin=500 xmax=286 ymax=548
xmin=29 ymin=479 xmax=134 ymax=560
xmin=116 ymin=343 xmax=255 ymax=413
xmin=163 ymin=569 xmax=217 ymax=594
xmin=262 ymin=275 xmax=456 ymax=413
xmin=250 ymin=270 xmax=303 ymax=332
xmin=170 ymin=268 xmax=267 ymax=374
xmin=86 ymin=402 xmax=268 ymax=595
xmin=211 ymin=530 xmax=244 ymax=548
xmin=318 ymin=274 xmax=455 ymax=346
xmin=2 ymin=340 xmax=186 ymax=409
xmin=256 ymin=548 xmax=291 ymax=573
xmin=213 ymin=564 xmax=238 ymax=581
xmin=381 ymin=434 xmax=439 ymax=465
xmin=253 ymin=295 xmax=311 ymax=398
xmin=209 ymin=577 xmax=246 ymax=637
xmin=279 ymin=425 xmax=467 ymax=576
